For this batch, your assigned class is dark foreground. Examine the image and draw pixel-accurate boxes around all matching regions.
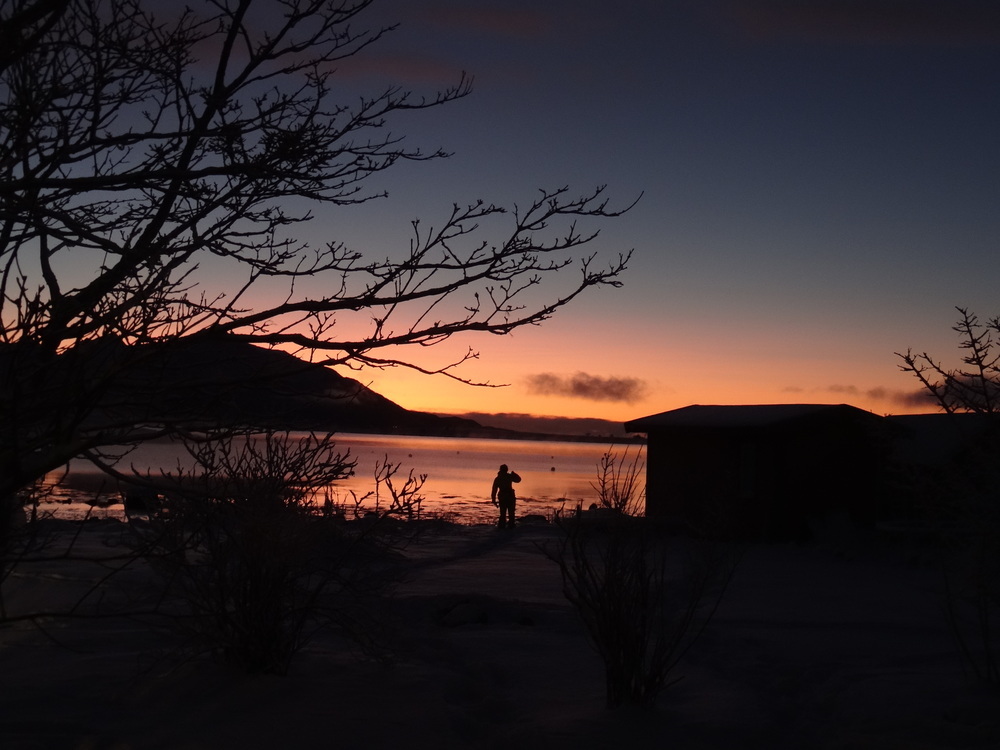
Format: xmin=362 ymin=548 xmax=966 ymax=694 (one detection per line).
xmin=1 ymin=519 xmax=998 ymax=749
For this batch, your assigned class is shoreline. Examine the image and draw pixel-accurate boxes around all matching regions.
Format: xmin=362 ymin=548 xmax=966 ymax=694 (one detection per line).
xmin=31 ymin=431 xmax=626 ymax=526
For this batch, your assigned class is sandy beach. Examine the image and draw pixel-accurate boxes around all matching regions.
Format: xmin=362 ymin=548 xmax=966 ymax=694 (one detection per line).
xmin=2 ymin=517 xmax=998 ymax=750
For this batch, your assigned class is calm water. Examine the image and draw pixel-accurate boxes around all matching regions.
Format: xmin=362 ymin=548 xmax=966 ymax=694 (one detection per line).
xmin=40 ymin=433 xmax=644 ymax=525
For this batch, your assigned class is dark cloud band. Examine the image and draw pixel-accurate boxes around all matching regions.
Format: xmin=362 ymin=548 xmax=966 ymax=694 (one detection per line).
xmin=729 ymin=0 xmax=1000 ymax=45
xmin=781 ymin=383 xmax=938 ymax=409
xmin=526 ymin=372 xmax=648 ymax=403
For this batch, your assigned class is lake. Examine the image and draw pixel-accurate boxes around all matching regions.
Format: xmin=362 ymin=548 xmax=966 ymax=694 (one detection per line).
xmin=38 ymin=433 xmax=645 ymax=525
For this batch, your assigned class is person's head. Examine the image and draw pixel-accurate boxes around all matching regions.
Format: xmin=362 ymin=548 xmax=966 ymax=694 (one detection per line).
xmin=499 ymin=464 xmax=508 ymax=473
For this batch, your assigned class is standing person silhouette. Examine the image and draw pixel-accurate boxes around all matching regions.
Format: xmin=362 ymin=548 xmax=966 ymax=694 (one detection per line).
xmin=491 ymin=464 xmax=521 ymax=528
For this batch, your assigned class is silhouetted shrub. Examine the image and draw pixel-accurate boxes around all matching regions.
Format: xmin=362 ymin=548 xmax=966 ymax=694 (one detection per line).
xmin=545 ymin=519 xmax=735 ymax=708
xmin=130 ymin=432 xmax=419 ymax=674
xmin=591 ymin=445 xmax=645 ymax=516
xmin=545 ymin=449 xmax=737 ymax=708
xmin=929 ymin=444 xmax=1000 ymax=684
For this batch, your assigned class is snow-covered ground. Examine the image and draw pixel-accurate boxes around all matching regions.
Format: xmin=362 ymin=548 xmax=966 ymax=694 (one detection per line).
xmin=2 ymin=519 xmax=997 ymax=749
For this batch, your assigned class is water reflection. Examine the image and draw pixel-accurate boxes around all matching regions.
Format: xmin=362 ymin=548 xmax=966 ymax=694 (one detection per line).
xmin=39 ymin=434 xmax=641 ymax=524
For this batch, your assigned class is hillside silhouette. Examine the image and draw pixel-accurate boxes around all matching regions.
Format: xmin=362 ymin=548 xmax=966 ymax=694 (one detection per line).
xmin=4 ymin=335 xmax=637 ymax=441
xmin=96 ymin=335 xmax=524 ymax=438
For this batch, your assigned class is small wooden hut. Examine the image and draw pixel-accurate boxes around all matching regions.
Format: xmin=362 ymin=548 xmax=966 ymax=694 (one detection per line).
xmin=624 ymin=404 xmax=889 ymax=539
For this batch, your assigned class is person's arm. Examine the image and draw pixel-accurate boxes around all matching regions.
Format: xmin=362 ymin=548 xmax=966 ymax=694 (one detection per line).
xmin=491 ymin=478 xmax=499 ymax=504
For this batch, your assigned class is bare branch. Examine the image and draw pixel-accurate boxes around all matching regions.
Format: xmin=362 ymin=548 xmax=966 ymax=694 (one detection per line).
xmin=0 ymin=0 xmax=636 ymax=501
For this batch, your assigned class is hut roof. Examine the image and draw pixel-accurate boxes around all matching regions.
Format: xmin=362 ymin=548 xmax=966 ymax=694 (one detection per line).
xmin=624 ymin=403 xmax=880 ymax=432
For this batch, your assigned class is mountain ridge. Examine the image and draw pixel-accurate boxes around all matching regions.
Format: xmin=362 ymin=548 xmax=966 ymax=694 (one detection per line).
xmin=103 ymin=337 xmax=636 ymax=441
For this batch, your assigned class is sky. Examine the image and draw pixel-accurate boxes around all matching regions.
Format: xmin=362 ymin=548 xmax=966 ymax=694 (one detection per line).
xmin=304 ymin=0 xmax=1000 ymax=424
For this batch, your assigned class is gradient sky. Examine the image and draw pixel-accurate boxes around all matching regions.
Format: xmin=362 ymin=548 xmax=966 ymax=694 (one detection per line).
xmin=305 ymin=0 xmax=1000 ymax=423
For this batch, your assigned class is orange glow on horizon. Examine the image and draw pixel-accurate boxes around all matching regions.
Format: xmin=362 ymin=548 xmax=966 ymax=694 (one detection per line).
xmin=266 ymin=304 xmax=937 ymax=423
xmin=360 ymin=361 xmax=935 ymax=424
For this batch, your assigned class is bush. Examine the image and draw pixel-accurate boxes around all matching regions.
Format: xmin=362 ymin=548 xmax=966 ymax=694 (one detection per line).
xmin=546 ymin=519 xmax=735 ymax=708
xmin=130 ymin=432 xmax=419 ymax=674
xmin=931 ymin=447 xmax=1000 ymax=684
xmin=591 ymin=445 xmax=646 ymax=516
xmin=545 ymin=448 xmax=737 ymax=708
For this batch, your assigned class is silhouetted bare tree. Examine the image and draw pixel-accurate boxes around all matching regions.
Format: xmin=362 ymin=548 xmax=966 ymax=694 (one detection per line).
xmin=897 ymin=307 xmax=1000 ymax=684
xmin=0 ymin=0 xmax=634 ymax=502
xmin=897 ymin=307 xmax=1000 ymax=414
